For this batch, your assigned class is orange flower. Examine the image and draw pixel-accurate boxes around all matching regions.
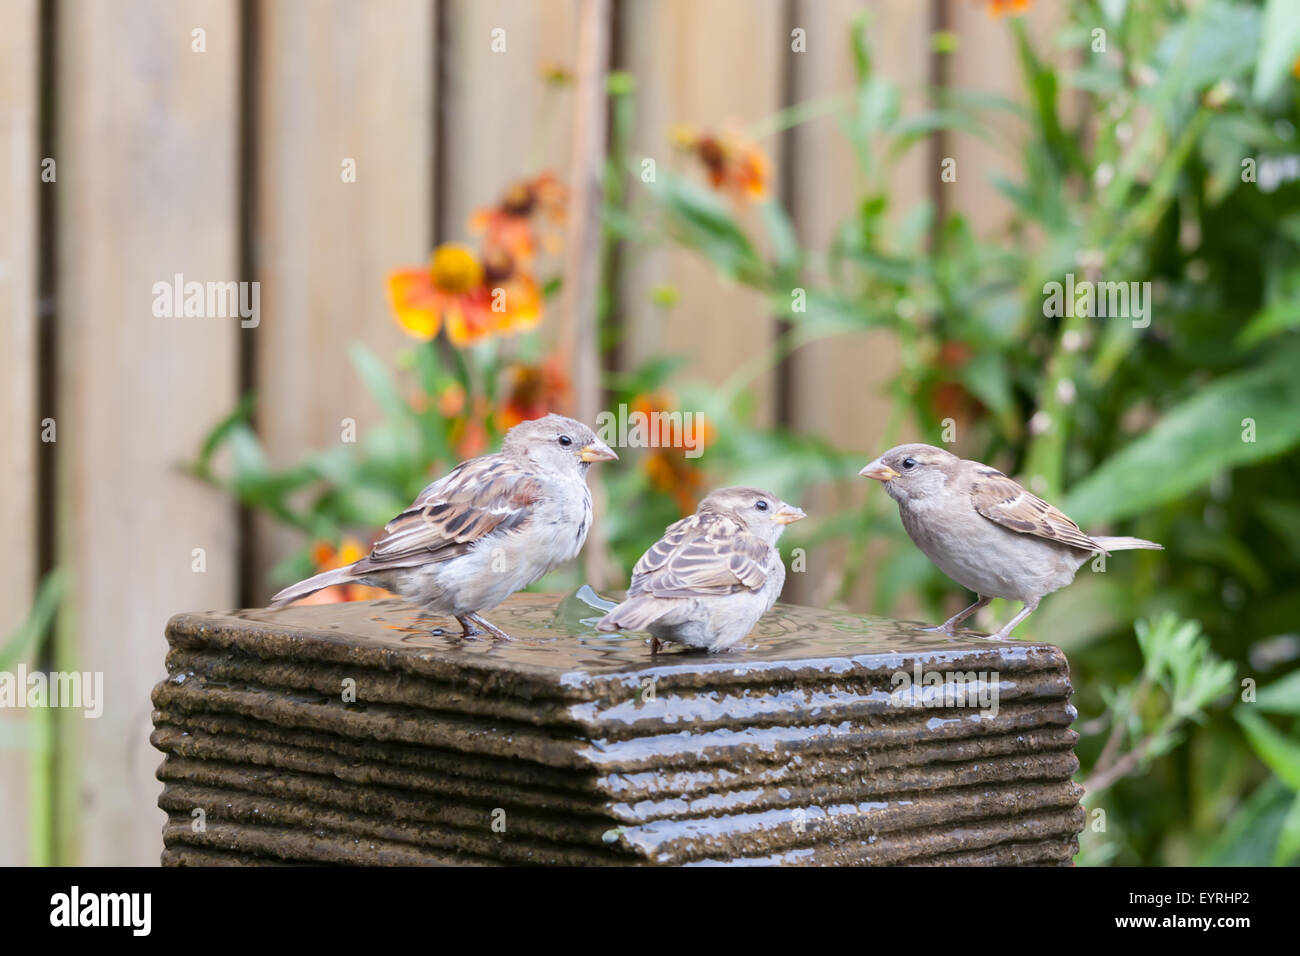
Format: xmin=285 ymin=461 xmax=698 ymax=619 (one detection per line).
xmin=673 ymin=127 xmax=769 ymax=201
xmin=387 ymin=243 xmax=542 ymax=347
xmin=985 ymin=0 xmax=1031 ymax=18
xmin=644 ymin=449 xmax=704 ymax=516
xmin=500 ymin=358 xmax=572 ymax=429
xmin=630 ymin=392 xmax=716 ymax=453
xmin=438 ymin=381 xmax=467 ymax=418
xmin=388 ymin=243 xmax=488 ymax=341
xmin=929 ymin=340 xmax=984 ymax=424
xmin=295 ymin=537 xmax=387 ymax=605
xmin=470 ymin=173 xmax=567 ymax=265
xmin=630 ymin=392 xmax=713 ymax=515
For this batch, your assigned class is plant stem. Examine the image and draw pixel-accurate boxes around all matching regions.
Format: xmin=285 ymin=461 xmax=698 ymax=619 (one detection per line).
xmin=1023 ymin=108 xmax=1211 ymax=496
xmin=1094 ymin=675 xmax=1151 ymax=780
xmin=559 ymin=0 xmax=616 ymax=589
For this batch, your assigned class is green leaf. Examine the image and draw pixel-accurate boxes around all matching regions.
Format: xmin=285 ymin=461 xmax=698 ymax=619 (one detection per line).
xmin=1062 ymin=342 xmax=1300 ymax=525
xmin=1253 ymin=0 xmax=1300 ymax=102
xmin=228 ymin=424 xmax=270 ymax=492
xmin=1238 ymin=300 xmax=1300 ymax=348
xmin=888 ymin=108 xmax=989 ymax=148
xmin=1011 ymin=19 xmax=1068 ymax=171
xmin=759 ymin=201 xmax=800 ymax=274
xmin=1236 ymin=708 xmax=1300 ymax=790
xmin=1199 ymin=777 xmax=1295 ymax=865
xmin=957 ymin=350 xmax=1015 ymax=421
xmin=1255 ymin=669 xmax=1300 ymax=715
xmin=196 ymin=391 xmax=256 ymax=468
xmin=1099 ymin=0 xmax=1126 ymax=27
xmin=849 ymin=12 xmax=871 ymax=82
xmin=658 ymin=175 xmax=764 ymax=283
xmin=1275 ymin=790 xmax=1300 ymax=865
xmin=1153 ymin=1 xmax=1260 ymax=95
xmin=1256 ymin=499 xmax=1300 ymax=562
xmin=856 ymin=77 xmax=900 ymax=140
xmin=349 ymin=343 xmax=414 ymax=424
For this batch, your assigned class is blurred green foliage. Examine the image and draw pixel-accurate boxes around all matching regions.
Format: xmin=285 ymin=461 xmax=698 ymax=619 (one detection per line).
xmin=621 ymin=0 xmax=1300 ymax=866
xmin=189 ymin=0 xmax=1300 ymax=865
xmin=2 ymin=569 xmax=65 ymax=866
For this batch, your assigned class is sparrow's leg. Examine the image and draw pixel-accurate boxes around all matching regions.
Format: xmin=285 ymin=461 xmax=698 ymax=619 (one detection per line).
xmin=930 ymin=595 xmax=991 ymax=632
xmin=650 ymin=636 xmax=663 ymax=653
xmin=990 ymin=599 xmax=1039 ymax=640
xmin=467 ymin=612 xmax=512 ymax=642
xmin=454 ymin=615 xmax=484 ymax=638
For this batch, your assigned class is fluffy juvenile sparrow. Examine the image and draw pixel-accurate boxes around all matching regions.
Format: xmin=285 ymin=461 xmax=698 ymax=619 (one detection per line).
xmin=268 ymin=414 xmax=618 ymax=639
xmin=860 ymin=443 xmax=1162 ymax=640
xmin=596 ymin=487 xmax=805 ymax=652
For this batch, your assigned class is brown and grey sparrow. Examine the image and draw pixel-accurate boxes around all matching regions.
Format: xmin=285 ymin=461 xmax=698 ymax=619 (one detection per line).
xmin=596 ymin=486 xmax=805 ymax=652
xmin=269 ymin=414 xmax=618 ymax=639
xmin=860 ymin=443 xmax=1162 ymax=640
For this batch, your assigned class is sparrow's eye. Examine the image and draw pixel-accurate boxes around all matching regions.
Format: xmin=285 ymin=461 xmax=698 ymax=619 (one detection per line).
xmin=558 ymin=435 xmax=573 ymax=447
xmin=755 ymin=500 xmax=769 ymax=511
xmin=901 ymin=457 xmax=917 ymax=470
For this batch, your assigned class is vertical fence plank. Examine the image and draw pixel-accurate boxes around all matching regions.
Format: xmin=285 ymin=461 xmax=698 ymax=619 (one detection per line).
xmin=251 ymin=0 xmax=435 ymax=601
xmin=56 ymin=0 xmax=240 ymax=864
xmin=616 ymin=0 xmax=786 ymax=426
xmin=783 ymin=0 xmax=928 ymax=605
xmin=439 ymin=0 xmax=579 ymax=244
xmin=0 ymin=0 xmax=40 ymax=867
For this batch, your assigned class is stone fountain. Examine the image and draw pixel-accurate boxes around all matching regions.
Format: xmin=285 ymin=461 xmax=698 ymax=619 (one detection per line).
xmin=151 ymin=590 xmax=1084 ymax=865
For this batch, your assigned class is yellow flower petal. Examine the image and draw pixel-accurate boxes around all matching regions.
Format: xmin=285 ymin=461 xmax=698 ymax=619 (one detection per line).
xmin=387 ymin=269 xmax=441 ymax=340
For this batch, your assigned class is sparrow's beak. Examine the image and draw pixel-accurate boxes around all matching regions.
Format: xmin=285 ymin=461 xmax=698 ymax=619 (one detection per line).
xmin=773 ymin=503 xmax=807 ymax=525
xmin=859 ymin=459 xmax=901 ymax=482
xmin=579 ymin=440 xmax=619 ymax=463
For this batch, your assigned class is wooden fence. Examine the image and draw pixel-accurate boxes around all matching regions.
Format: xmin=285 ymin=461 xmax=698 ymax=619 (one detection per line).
xmin=0 ymin=0 xmax=1057 ymax=865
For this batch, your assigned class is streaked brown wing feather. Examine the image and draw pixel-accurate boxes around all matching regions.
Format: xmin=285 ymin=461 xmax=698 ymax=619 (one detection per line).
xmin=628 ymin=512 xmax=771 ymax=598
xmin=352 ymin=455 xmax=543 ymax=573
xmin=969 ymin=468 xmax=1101 ymax=553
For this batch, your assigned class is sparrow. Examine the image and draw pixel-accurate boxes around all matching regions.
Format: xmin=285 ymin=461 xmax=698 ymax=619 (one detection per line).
xmin=860 ymin=443 xmax=1162 ymax=640
xmin=268 ymin=414 xmax=618 ymax=639
xmin=596 ymin=486 xmax=806 ymax=652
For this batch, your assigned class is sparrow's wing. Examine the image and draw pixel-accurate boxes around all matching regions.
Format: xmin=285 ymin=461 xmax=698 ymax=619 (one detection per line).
xmin=629 ymin=512 xmax=772 ymax=598
xmin=352 ymin=455 xmax=544 ymax=573
xmin=968 ymin=468 xmax=1102 ymax=553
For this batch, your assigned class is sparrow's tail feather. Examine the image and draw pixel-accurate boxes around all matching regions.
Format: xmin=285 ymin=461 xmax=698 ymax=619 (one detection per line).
xmin=268 ymin=565 xmax=359 ymax=608
xmin=596 ymin=595 xmax=670 ymax=633
xmin=1091 ymin=535 xmax=1163 ymax=552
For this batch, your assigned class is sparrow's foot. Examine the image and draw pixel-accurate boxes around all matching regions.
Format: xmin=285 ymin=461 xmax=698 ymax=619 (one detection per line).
xmin=454 ymin=615 xmax=485 ymax=639
xmin=934 ymin=596 xmax=992 ymax=633
xmin=988 ymin=600 xmax=1038 ymax=641
xmin=468 ymin=613 xmax=512 ymax=641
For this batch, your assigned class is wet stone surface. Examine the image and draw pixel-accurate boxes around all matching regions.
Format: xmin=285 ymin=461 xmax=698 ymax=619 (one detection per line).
xmin=153 ymin=591 xmax=1085 ymax=866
